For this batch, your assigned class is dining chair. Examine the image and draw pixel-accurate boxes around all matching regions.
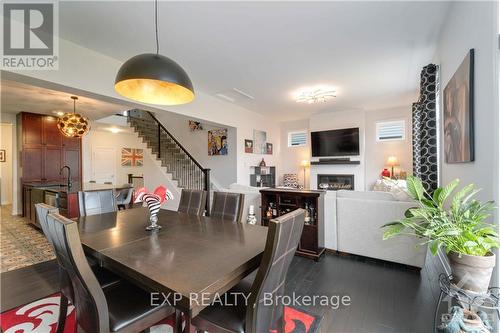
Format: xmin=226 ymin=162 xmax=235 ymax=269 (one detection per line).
xmin=178 ymin=189 xmax=207 ymax=216
xmin=115 ymin=187 xmax=134 ymax=210
xmin=46 ymin=212 xmax=175 ymax=333
xmin=192 ymin=208 xmax=306 ymax=333
xmin=210 ymin=192 xmax=245 ymax=222
xmin=36 ymin=203 xmax=121 ymax=286
xmin=78 ymin=190 xmax=117 ymax=216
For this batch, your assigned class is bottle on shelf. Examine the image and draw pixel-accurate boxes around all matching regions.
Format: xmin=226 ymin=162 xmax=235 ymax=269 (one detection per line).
xmin=272 ymin=203 xmax=278 ymax=217
xmin=266 ymin=204 xmax=273 ymax=218
xmin=309 ymin=204 xmax=316 ymax=224
xmin=304 ymin=203 xmax=311 ymax=224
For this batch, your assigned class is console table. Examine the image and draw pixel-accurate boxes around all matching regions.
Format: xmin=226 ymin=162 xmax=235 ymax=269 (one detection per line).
xmin=260 ymin=188 xmax=325 ymax=261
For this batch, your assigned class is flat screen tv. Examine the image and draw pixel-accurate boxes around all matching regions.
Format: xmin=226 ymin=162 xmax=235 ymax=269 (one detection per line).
xmin=311 ymin=128 xmax=360 ymax=157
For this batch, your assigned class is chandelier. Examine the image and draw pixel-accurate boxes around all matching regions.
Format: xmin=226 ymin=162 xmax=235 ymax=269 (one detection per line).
xmin=57 ymin=96 xmax=90 ymax=138
xmin=295 ymin=88 xmax=336 ymax=104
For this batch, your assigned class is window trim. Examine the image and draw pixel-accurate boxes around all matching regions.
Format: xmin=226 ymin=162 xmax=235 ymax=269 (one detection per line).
xmin=287 ymin=130 xmax=308 ymax=147
xmin=376 ymin=119 xmax=406 ymax=142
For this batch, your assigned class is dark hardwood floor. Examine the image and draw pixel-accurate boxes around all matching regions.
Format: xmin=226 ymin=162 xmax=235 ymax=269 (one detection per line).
xmin=1 ymin=252 xmax=443 ymax=332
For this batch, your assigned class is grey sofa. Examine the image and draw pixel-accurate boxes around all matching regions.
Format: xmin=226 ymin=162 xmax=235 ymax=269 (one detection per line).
xmin=336 ymin=190 xmax=428 ymax=268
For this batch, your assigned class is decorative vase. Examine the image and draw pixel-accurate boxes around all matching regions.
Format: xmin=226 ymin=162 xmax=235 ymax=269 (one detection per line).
xmin=447 ymin=252 xmax=496 ymax=294
xmin=246 ymin=205 xmax=257 ymax=225
xmin=381 ymin=168 xmax=390 ymax=178
xmin=259 ymin=158 xmax=266 ymax=167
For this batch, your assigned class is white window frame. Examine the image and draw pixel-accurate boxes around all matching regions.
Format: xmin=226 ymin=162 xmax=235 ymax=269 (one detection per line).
xmin=376 ymin=120 xmax=406 ymax=142
xmin=288 ymin=130 xmax=307 ymax=147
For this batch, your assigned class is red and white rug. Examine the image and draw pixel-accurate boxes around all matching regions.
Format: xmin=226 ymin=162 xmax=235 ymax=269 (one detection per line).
xmin=1 ymin=293 xmax=321 ymax=333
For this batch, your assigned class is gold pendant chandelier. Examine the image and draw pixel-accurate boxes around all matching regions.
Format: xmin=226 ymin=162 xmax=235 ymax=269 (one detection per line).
xmin=57 ymin=96 xmax=90 ymax=138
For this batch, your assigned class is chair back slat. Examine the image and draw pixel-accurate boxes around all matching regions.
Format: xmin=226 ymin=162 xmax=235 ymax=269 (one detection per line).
xmin=246 ymin=208 xmax=305 ymax=333
xmin=210 ymin=192 xmax=244 ymax=222
xmin=79 ymin=190 xmax=117 ymax=216
xmin=47 ymin=213 xmax=109 ymax=333
xmin=178 ymin=189 xmax=207 ymax=216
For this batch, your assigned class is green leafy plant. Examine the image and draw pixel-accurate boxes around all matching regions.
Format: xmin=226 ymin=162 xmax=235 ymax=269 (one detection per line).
xmin=382 ymin=176 xmax=499 ymax=256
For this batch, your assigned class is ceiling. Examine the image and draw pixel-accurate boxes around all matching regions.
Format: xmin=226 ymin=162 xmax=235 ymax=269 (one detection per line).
xmin=1 ymin=79 xmax=130 ymax=120
xmin=62 ymin=2 xmax=450 ymax=120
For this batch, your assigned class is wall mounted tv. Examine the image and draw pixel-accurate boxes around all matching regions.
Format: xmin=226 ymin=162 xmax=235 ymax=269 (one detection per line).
xmin=311 ymin=128 xmax=360 ymax=157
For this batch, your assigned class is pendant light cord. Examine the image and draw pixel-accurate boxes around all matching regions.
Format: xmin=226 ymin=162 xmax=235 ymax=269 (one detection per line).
xmin=155 ymin=0 xmax=159 ymax=55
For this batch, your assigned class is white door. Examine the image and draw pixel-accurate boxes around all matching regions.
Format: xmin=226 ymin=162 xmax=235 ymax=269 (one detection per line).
xmin=92 ymin=147 xmax=116 ymax=184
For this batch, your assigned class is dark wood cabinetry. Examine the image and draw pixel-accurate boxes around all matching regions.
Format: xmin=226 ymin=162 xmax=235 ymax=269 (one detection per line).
xmin=19 ymin=112 xmax=82 ymax=183
xmin=260 ymin=188 xmax=325 ymax=261
xmin=18 ymin=112 xmax=82 ymax=219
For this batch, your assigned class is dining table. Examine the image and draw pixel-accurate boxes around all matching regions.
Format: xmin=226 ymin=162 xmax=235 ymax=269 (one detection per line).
xmin=77 ymin=207 xmax=268 ymax=332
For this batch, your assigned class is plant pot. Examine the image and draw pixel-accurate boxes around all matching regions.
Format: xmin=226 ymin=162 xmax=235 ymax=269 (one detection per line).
xmin=447 ymin=252 xmax=496 ymax=294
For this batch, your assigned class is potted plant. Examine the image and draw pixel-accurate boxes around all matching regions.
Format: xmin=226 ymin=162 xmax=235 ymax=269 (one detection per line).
xmin=382 ymin=176 xmax=499 ymax=294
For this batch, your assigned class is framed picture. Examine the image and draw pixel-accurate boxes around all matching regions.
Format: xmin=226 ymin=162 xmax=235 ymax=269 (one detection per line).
xmin=244 ymin=139 xmax=254 ymax=153
xmin=253 ymin=129 xmax=267 ymax=154
xmin=208 ymin=129 xmax=228 ymax=155
xmin=188 ymin=120 xmax=203 ymax=131
xmin=0 ymin=149 xmax=5 ymax=162
xmin=121 ymin=148 xmax=144 ymax=166
xmin=266 ymin=143 xmax=273 ymax=155
xmin=444 ymin=49 xmax=474 ymax=163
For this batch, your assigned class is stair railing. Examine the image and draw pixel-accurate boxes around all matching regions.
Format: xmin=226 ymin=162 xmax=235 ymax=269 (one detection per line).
xmin=127 ymin=109 xmax=211 ymax=215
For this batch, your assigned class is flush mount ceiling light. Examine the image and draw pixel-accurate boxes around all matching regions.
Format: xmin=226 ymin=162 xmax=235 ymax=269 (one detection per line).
xmin=57 ymin=96 xmax=91 ymax=138
xmin=114 ymin=0 xmax=194 ymax=105
xmin=295 ymin=87 xmax=336 ymax=104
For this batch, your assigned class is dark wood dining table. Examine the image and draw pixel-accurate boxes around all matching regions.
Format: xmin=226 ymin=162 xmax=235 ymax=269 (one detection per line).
xmin=77 ymin=207 xmax=268 ymax=331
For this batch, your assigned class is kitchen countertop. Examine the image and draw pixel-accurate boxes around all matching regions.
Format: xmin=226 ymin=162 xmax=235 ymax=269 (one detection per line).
xmin=25 ymin=182 xmax=132 ymax=194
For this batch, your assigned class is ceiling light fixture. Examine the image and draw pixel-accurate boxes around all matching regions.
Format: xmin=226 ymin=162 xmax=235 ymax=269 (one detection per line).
xmin=57 ymin=96 xmax=91 ymax=138
xmin=109 ymin=127 xmax=121 ymax=134
xmin=295 ymin=87 xmax=336 ymax=104
xmin=114 ymin=0 xmax=194 ymax=105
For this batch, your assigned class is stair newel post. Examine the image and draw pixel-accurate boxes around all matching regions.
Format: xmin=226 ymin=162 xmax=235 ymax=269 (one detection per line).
xmin=157 ymin=124 xmax=161 ymax=159
xmin=204 ymin=169 xmax=211 ymax=216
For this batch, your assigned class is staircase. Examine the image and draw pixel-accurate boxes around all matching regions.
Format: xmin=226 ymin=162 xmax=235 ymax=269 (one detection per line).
xmin=127 ymin=109 xmax=211 ymax=212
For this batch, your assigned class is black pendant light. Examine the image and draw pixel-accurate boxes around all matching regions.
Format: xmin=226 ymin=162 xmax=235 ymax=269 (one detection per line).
xmin=115 ymin=0 xmax=194 ymax=105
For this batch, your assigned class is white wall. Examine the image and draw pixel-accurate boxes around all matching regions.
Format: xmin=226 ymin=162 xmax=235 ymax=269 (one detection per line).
xmin=0 ymin=123 xmax=13 ymax=205
xmin=10 ymin=36 xmax=281 ymax=187
xmin=279 ymin=106 xmax=412 ymax=191
xmin=153 ymin=112 xmax=237 ymax=188
xmin=279 ymin=119 xmax=310 ymax=187
xmin=82 ymin=128 xmax=181 ymax=210
xmin=0 ymin=112 xmax=19 ymax=214
xmin=364 ymin=106 xmax=413 ymax=189
xmin=433 ymin=0 xmax=499 ymax=284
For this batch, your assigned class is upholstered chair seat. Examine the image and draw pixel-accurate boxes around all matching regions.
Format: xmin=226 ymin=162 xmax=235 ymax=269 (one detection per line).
xmin=193 ymin=209 xmax=306 ymax=333
xmin=210 ymin=192 xmax=245 ymax=222
xmin=178 ymin=189 xmax=207 ymax=216
xmin=78 ymin=189 xmax=117 ymax=216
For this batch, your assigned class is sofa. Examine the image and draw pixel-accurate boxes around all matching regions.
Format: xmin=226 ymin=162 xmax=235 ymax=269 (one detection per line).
xmin=336 ymin=190 xmax=428 ymax=268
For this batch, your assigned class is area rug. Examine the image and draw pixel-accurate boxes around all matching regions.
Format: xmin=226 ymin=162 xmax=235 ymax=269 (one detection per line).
xmin=1 ymin=293 xmax=322 ymax=333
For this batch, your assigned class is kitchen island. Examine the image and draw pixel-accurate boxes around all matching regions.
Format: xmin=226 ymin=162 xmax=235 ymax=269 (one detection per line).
xmin=23 ymin=182 xmax=132 ymax=227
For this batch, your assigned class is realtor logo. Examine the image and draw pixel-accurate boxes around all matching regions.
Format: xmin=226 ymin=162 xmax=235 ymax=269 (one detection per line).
xmin=2 ymin=2 xmax=59 ymax=69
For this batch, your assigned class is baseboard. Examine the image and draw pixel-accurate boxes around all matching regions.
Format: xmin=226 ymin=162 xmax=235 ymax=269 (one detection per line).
xmin=324 ymin=249 xmax=422 ymax=272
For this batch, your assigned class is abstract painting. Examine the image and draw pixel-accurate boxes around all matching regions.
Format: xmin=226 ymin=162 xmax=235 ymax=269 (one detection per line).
xmin=244 ymin=139 xmax=254 ymax=153
xmin=208 ymin=129 xmax=228 ymax=155
xmin=253 ymin=129 xmax=267 ymax=154
xmin=444 ymin=49 xmax=474 ymax=163
xmin=121 ymin=148 xmax=144 ymax=166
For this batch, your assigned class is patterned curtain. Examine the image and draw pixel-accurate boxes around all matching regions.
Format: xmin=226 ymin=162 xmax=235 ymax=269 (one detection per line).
xmin=412 ymin=64 xmax=439 ymax=192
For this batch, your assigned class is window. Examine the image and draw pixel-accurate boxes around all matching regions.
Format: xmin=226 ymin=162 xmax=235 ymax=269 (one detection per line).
xmin=288 ymin=130 xmax=307 ymax=147
xmin=376 ymin=120 xmax=405 ymax=141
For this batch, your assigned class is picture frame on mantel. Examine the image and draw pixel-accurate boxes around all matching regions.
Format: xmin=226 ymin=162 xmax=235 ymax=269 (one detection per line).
xmin=443 ymin=49 xmax=474 ymax=163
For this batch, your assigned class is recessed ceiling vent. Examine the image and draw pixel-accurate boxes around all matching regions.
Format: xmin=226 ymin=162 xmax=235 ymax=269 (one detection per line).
xmin=215 ymin=88 xmax=255 ymax=103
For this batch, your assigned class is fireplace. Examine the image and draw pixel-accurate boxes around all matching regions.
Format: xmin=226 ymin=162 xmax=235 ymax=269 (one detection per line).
xmin=317 ymin=174 xmax=354 ymax=191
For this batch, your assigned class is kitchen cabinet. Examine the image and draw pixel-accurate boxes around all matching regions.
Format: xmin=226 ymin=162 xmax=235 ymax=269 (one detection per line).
xmin=19 ymin=112 xmax=82 ymax=217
